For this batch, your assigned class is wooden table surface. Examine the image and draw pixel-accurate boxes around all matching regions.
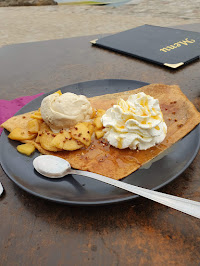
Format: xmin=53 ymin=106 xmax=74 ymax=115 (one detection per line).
xmin=0 ymin=24 xmax=200 ymax=265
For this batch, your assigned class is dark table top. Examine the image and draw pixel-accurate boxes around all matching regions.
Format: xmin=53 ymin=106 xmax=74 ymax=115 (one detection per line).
xmin=0 ymin=24 xmax=200 ymax=265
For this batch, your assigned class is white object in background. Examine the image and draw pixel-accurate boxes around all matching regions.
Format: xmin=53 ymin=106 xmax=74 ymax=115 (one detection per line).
xmin=0 ymin=182 xmax=4 ymax=196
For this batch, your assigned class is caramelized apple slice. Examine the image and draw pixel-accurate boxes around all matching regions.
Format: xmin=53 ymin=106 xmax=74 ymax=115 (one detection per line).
xmin=54 ymin=90 xmax=62 ymax=95
xmin=96 ymin=109 xmax=106 ymax=117
xmin=95 ymin=130 xmax=105 ymax=139
xmin=27 ymin=119 xmax=40 ymax=134
xmin=35 ymin=121 xmax=51 ymax=144
xmin=90 ymin=108 xmax=97 ymax=119
xmin=51 ymin=130 xmax=83 ymax=151
xmin=39 ymin=132 xmax=61 ymax=152
xmin=8 ymin=127 xmax=36 ymax=141
xmin=93 ymin=116 xmax=103 ymax=130
xmin=71 ymin=123 xmax=91 ymax=146
xmin=35 ymin=134 xmax=41 ymax=143
xmin=82 ymin=122 xmax=95 ymax=136
xmin=17 ymin=143 xmax=36 ymax=156
xmin=30 ymin=108 xmax=43 ymax=120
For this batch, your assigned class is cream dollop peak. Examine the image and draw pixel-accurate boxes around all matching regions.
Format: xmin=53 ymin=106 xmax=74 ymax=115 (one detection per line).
xmin=102 ymin=92 xmax=167 ymax=150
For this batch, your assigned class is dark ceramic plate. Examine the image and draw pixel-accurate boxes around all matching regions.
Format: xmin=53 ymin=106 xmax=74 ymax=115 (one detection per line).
xmin=0 ymin=79 xmax=200 ymax=205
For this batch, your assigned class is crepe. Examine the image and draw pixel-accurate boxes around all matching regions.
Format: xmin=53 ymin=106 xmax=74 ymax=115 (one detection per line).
xmin=1 ymin=84 xmax=200 ymax=180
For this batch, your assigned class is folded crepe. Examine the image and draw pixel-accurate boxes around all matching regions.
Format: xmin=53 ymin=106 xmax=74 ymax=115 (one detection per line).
xmin=1 ymin=84 xmax=200 ymax=180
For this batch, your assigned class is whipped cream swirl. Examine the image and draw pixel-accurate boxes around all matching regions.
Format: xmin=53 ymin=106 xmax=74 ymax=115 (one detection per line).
xmin=101 ymin=92 xmax=167 ymax=150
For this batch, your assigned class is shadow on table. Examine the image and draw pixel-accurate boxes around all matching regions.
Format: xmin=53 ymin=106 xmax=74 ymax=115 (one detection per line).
xmin=12 ymin=155 xmax=199 ymax=232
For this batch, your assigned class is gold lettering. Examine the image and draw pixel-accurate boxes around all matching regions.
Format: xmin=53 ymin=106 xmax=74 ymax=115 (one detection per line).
xmin=185 ymin=38 xmax=191 ymax=43
xmin=160 ymin=48 xmax=168 ymax=52
xmin=160 ymin=37 xmax=195 ymax=53
xmin=174 ymin=42 xmax=181 ymax=47
xmin=186 ymin=38 xmax=195 ymax=43
xmin=179 ymin=40 xmax=188 ymax=46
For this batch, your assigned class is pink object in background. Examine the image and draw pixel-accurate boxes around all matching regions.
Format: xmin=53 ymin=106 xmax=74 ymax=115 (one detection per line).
xmin=0 ymin=93 xmax=44 ymax=134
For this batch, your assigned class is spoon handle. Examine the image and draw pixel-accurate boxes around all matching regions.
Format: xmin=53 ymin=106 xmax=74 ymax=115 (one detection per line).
xmin=72 ymin=170 xmax=200 ymax=219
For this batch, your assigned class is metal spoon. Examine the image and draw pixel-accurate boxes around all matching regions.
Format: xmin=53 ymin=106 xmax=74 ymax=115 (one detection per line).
xmin=33 ymin=155 xmax=200 ymax=219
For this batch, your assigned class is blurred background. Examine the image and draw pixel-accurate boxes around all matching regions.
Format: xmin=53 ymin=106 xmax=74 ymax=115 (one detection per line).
xmin=0 ymin=0 xmax=200 ymax=47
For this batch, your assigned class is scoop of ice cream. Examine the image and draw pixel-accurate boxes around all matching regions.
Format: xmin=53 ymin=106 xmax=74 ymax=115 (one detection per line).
xmin=40 ymin=92 xmax=93 ymax=132
xmin=101 ymin=92 xmax=167 ymax=150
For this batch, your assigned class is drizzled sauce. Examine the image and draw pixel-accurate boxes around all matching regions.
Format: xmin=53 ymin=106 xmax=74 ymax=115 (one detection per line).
xmin=57 ymin=137 xmax=167 ymax=179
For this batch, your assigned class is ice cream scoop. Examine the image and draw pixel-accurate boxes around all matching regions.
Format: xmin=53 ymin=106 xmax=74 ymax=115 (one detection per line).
xmin=40 ymin=92 xmax=93 ymax=132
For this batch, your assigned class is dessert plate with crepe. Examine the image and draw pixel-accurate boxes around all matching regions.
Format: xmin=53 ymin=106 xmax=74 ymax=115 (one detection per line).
xmin=0 ymin=79 xmax=200 ymax=205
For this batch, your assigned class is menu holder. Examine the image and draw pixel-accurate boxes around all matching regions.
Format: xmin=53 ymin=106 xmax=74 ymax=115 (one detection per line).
xmin=91 ymin=25 xmax=200 ymax=69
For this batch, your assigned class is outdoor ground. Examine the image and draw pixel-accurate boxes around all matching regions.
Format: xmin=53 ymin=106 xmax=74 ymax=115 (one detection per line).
xmin=0 ymin=0 xmax=200 ymax=47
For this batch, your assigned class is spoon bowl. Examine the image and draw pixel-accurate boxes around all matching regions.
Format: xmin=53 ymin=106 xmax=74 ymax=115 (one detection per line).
xmin=33 ymin=155 xmax=72 ymax=178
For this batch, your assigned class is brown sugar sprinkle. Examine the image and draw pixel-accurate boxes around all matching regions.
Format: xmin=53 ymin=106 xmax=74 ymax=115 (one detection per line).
xmin=69 ymin=138 xmax=72 ymax=140
xmin=168 ymin=118 xmax=172 ymax=121
xmin=65 ymin=137 xmax=68 ymax=140
xmin=174 ymin=119 xmax=177 ymax=122
xmin=74 ymin=127 xmax=78 ymax=130
xmin=177 ymin=123 xmax=183 ymax=128
xmin=100 ymin=141 xmax=109 ymax=146
xmin=83 ymin=137 xmax=86 ymax=140
xmin=21 ymin=132 xmax=25 ymax=135
xmin=63 ymin=140 xmax=66 ymax=143
xmin=87 ymin=131 xmax=90 ymax=134
xmin=39 ymin=133 xmax=42 ymax=136
xmin=47 ymin=132 xmax=50 ymax=135
xmin=100 ymin=140 xmax=108 ymax=145
xmin=90 ymin=145 xmax=95 ymax=150
xmin=165 ymin=108 xmax=168 ymax=111
xmin=78 ymin=133 xmax=82 ymax=137
xmin=22 ymin=116 xmax=26 ymax=119
xmin=52 ymin=134 xmax=56 ymax=137
xmin=99 ymin=158 xmax=104 ymax=162
xmin=60 ymin=130 xmax=63 ymax=133
xmin=172 ymin=111 xmax=176 ymax=115
xmin=170 ymin=101 xmax=177 ymax=104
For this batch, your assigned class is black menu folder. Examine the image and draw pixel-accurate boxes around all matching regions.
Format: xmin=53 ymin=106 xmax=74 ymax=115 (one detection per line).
xmin=91 ymin=25 xmax=200 ymax=69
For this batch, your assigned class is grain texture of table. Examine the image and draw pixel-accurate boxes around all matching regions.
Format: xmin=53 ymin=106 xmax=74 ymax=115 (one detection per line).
xmin=0 ymin=24 xmax=200 ymax=266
